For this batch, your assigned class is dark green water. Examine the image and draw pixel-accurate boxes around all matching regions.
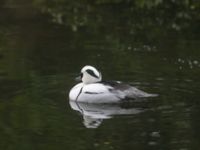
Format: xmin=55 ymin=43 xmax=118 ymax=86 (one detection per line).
xmin=0 ymin=2 xmax=200 ymax=150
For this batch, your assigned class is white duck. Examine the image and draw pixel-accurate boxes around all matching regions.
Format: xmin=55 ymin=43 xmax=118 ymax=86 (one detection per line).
xmin=69 ymin=65 xmax=157 ymax=103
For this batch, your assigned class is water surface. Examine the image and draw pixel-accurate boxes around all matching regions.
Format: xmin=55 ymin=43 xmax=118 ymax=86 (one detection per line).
xmin=0 ymin=2 xmax=200 ymax=150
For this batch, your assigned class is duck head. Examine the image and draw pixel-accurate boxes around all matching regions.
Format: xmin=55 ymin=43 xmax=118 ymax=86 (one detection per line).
xmin=78 ymin=65 xmax=102 ymax=84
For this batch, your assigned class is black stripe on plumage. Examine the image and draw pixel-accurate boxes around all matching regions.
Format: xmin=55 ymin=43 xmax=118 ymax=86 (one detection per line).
xmin=99 ymin=81 xmax=132 ymax=91
xmin=86 ymin=69 xmax=99 ymax=78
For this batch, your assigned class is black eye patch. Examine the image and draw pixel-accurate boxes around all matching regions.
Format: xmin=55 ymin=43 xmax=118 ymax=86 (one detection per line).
xmin=86 ymin=69 xmax=99 ymax=78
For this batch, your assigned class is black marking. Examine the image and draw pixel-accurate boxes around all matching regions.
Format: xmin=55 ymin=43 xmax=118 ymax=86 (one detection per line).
xmin=76 ymin=87 xmax=83 ymax=101
xmin=99 ymin=81 xmax=132 ymax=91
xmin=85 ymin=91 xmax=104 ymax=94
xmin=86 ymin=69 xmax=99 ymax=78
xmin=100 ymin=81 xmax=120 ymax=86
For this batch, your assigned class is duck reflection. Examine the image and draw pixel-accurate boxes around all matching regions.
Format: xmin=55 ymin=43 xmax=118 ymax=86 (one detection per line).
xmin=69 ymin=101 xmax=145 ymax=128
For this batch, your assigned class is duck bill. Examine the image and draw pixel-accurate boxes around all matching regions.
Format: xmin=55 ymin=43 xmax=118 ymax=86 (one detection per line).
xmin=75 ymin=75 xmax=82 ymax=82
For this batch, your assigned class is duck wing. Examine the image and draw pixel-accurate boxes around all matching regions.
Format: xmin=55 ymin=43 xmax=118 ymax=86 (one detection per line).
xmin=101 ymin=81 xmax=157 ymax=99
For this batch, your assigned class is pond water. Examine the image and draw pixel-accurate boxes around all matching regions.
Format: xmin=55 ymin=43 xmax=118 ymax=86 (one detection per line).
xmin=0 ymin=3 xmax=200 ymax=150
